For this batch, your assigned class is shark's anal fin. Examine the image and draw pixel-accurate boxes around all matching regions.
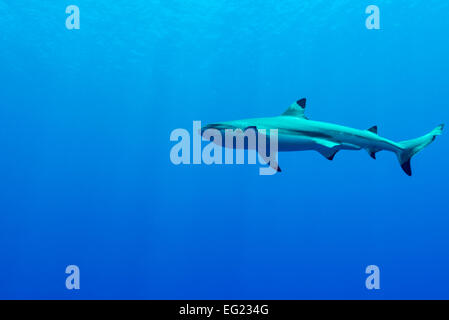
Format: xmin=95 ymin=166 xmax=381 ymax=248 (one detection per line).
xmin=282 ymin=98 xmax=308 ymax=119
xmin=401 ymin=159 xmax=412 ymax=176
xmin=366 ymin=147 xmax=380 ymax=160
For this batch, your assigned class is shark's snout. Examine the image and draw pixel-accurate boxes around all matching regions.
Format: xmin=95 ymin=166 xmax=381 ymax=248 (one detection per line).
xmin=200 ymin=124 xmax=215 ymax=136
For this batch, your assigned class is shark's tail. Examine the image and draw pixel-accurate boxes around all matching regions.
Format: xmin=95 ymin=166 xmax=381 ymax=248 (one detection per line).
xmin=396 ymin=124 xmax=444 ymax=176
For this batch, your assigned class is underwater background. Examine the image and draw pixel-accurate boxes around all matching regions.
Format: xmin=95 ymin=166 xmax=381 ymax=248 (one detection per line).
xmin=0 ymin=0 xmax=448 ymax=299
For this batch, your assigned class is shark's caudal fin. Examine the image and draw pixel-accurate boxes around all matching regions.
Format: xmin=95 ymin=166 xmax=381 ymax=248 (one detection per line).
xmin=396 ymin=124 xmax=444 ymax=176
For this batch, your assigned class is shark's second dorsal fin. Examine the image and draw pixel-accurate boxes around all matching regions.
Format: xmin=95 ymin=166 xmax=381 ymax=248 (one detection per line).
xmin=282 ymin=98 xmax=307 ymax=119
xmin=367 ymin=125 xmax=378 ymax=134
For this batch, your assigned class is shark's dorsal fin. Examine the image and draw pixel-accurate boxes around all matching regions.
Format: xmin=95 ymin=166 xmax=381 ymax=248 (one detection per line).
xmin=282 ymin=98 xmax=307 ymax=119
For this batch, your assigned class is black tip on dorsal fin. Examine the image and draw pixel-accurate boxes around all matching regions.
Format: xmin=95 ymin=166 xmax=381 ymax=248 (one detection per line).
xmin=370 ymin=152 xmax=376 ymax=160
xmin=296 ymin=98 xmax=306 ymax=109
xmin=367 ymin=125 xmax=378 ymax=134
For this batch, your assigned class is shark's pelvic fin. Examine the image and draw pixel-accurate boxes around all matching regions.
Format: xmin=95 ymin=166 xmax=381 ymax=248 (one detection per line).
xmin=367 ymin=125 xmax=378 ymax=134
xmin=282 ymin=98 xmax=307 ymax=119
xmin=313 ymin=138 xmax=340 ymax=160
xmin=317 ymin=148 xmax=339 ymax=161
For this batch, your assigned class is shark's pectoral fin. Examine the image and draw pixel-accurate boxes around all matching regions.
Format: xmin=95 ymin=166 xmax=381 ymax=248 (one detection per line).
xmin=258 ymin=150 xmax=281 ymax=173
xmin=264 ymin=157 xmax=281 ymax=172
xmin=274 ymin=162 xmax=282 ymax=172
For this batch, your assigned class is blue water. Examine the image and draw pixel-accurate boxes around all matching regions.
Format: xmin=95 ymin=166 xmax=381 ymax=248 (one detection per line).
xmin=0 ymin=1 xmax=448 ymax=299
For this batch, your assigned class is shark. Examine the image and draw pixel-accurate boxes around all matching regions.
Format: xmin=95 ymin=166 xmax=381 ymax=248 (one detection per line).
xmin=201 ymin=98 xmax=444 ymax=175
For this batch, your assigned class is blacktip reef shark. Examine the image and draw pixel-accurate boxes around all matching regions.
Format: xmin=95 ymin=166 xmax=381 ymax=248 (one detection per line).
xmin=201 ymin=98 xmax=444 ymax=175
